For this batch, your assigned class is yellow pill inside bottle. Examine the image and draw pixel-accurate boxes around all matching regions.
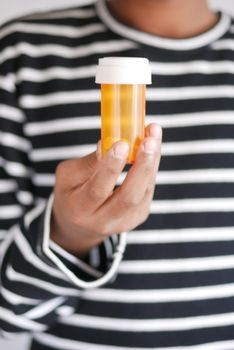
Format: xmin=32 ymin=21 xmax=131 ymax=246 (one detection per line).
xmin=96 ymin=57 xmax=152 ymax=164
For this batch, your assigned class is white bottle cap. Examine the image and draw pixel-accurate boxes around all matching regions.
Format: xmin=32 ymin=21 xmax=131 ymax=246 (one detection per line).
xmin=95 ymin=57 xmax=152 ymax=85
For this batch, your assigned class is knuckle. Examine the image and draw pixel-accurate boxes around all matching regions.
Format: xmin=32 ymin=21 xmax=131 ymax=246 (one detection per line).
xmin=85 ymin=152 xmax=97 ymax=171
xmin=105 ymin=162 xmax=120 ymax=177
xmin=55 ymin=160 xmax=74 ymax=177
xmin=121 ymin=193 xmax=142 ymax=207
xmin=139 ymin=152 xmax=155 ymax=171
xmin=130 ymin=195 xmax=142 ymax=206
xmin=55 ymin=161 xmax=66 ymax=178
xmin=55 ymin=161 xmax=71 ymax=187
xmin=143 ymin=160 xmax=154 ymax=176
xmin=146 ymin=181 xmax=156 ymax=195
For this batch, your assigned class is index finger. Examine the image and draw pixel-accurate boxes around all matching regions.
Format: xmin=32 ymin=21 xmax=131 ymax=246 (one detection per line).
xmin=105 ymin=125 xmax=162 ymax=210
xmin=78 ymin=141 xmax=129 ymax=213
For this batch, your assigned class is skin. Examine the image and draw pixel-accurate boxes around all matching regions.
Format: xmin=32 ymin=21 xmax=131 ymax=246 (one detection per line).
xmin=51 ymin=125 xmax=162 ymax=256
xmin=108 ymin=0 xmax=218 ymax=39
xmin=51 ymin=0 xmax=218 ymax=257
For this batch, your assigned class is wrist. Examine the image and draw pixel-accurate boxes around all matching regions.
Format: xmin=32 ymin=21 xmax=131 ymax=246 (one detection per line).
xmin=50 ymin=212 xmax=104 ymax=258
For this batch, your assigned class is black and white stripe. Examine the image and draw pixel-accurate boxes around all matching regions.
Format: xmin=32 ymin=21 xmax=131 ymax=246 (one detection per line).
xmin=1 ymin=0 xmax=234 ymax=348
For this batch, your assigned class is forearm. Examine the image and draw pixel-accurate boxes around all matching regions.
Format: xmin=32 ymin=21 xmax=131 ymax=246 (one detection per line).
xmin=0 ymin=203 xmax=79 ymax=333
xmin=0 ymin=196 xmax=126 ymax=334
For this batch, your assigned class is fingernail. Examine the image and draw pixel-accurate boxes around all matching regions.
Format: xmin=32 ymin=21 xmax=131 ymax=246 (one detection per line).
xmin=143 ymin=138 xmax=157 ymax=154
xmin=113 ymin=142 xmax=129 ymax=159
xmin=150 ymin=125 xmax=162 ymax=139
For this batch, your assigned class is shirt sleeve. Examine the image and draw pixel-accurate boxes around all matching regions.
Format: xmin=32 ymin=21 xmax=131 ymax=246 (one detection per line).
xmin=0 ymin=21 xmax=126 ymax=334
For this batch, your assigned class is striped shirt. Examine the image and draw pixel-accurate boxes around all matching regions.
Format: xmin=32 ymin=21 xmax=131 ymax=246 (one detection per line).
xmin=1 ymin=0 xmax=234 ymax=348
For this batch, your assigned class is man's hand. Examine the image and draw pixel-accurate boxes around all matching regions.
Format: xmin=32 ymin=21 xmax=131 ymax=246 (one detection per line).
xmin=51 ymin=123 xmax=162 ymax=257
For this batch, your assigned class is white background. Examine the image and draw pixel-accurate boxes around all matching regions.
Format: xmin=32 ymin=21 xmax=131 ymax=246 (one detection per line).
xmin=0 ymin=0 xmax=234 ymax=349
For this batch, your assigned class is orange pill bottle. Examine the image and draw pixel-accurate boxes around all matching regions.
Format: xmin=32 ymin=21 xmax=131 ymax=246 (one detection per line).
xmin=96 ymin=57 xmax=152 ymax=164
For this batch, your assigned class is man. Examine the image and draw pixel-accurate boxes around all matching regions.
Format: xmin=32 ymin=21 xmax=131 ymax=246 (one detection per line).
xmin=0 ymin=0 xmax=234 ymax=348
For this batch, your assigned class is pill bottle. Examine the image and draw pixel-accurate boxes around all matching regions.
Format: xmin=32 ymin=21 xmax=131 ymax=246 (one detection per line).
xmin=96 ymin=57 xmax=152 ymax=164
